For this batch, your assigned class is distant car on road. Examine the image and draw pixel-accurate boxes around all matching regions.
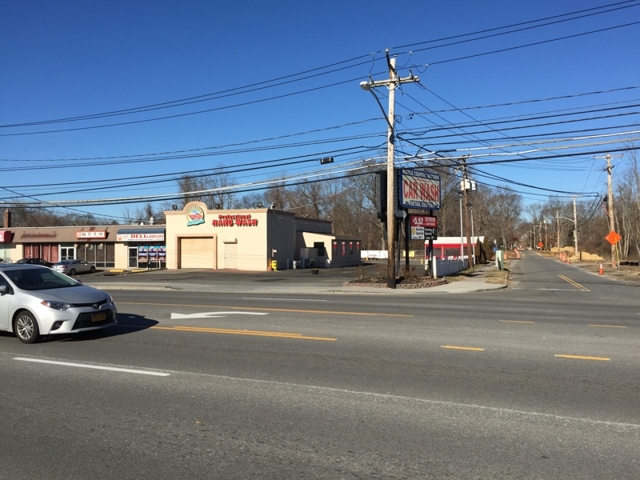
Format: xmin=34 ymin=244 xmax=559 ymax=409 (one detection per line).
xmin=0 ymin=263 xmax=117 ymax=344
xmin=16 ymin=258 xmax=54 ymax=268
xmin=52 ymin=259 xmax=96 ymax=276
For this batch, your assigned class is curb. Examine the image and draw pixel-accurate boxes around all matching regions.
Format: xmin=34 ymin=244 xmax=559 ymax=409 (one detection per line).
xmin=342 ymin=279 xmax=448 ymax=289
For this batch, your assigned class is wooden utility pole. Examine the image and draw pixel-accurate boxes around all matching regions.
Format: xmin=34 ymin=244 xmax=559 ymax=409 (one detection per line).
xmin=596 ymin=153 xmax=622 ymax=267
xmin=572 ymin=196 xmax=579 ymax=260
xmin=360 ymin=50 xmax=419 ymax=288
xmin=556 ymin=210 xmax=561 ymax=253
xmin=461 ymin=158 xmax=474 ymax=267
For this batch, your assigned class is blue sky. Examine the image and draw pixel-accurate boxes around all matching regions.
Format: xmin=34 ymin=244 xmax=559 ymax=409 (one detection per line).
xmin=1 ymin=0 xmax=639 ymax=222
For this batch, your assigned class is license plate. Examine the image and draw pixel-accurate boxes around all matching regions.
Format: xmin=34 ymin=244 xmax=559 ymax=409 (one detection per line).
xmin=92 ymin=312 xmax=106 ymax=322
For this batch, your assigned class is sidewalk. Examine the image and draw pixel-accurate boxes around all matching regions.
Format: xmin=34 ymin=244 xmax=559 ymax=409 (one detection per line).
xmin=88 ymin=263 xmax=507 ymax=295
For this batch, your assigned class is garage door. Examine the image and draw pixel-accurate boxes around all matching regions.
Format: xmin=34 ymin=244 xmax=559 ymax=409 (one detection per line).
xmin=180 ymin=237 xmax=215 ymax=269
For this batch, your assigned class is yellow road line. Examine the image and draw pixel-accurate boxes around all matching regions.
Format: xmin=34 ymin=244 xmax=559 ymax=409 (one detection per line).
xmin=558 ymin=275 xmax=590 ymax=291
xmin=554 ymin=354 xmax=610 ymax=361
xmin=441 ymin=345 xmax=485 ymax=352
xmin=151 ymin=325 xmax=336 ymax=341
xmin=499 ymin=320 xmax=534 ymax=324
xmin=588 ymin=324 xmax=627 ymax=328
xmin=118 ymin=301 xmax=412 ymax=318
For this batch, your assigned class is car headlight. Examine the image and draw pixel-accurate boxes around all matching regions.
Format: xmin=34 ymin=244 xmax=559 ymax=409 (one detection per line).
xmin=41 ymin=300 xmax=72 ymax=311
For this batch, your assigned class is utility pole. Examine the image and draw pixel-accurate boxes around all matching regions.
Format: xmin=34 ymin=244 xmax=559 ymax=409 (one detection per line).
xmin=556 ymin=210 xmax=560 ymax=253
xmin=360 ymin=50 xmax=419 ymax=288
xmin=596 ymin=153 xmax=622 ymax=267
xmin=572 ymin=196 xmax=579 ymax=260
xmin=461 ymin=157 xmax=474 ymax=267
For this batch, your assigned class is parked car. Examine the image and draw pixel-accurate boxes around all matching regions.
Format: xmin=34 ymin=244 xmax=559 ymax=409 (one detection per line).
xmin=52 ymin=259 xmax=96 ymax=275
xmin=0 ymin=264 xmax=117 ymax=344
xmin=16 ymin=257 xmax=54 ymax=268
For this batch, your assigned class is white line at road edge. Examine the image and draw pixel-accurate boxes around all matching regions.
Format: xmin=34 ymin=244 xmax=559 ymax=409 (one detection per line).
xmin=13 ymin=357 xmax=170 ymax=377
xmin=179 ymin=372 xmax=640 ymax=430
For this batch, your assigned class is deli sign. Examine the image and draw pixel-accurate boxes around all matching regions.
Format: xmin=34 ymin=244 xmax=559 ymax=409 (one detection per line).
xmin=398 ymin=169 xmax=440 ymax=210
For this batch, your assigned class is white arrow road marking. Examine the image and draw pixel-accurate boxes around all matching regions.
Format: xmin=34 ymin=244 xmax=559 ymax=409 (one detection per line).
xmin=171 ymin=311 xmax=269 ymax=320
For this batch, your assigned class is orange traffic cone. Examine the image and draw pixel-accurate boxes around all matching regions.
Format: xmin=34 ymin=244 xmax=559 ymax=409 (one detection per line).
xmin=598 ymin=263 xmax=604 ymax=275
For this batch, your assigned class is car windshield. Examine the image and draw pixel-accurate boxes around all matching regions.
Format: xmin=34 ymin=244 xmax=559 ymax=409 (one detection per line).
xmin=4 ymin=268 xmax=80 ymax=290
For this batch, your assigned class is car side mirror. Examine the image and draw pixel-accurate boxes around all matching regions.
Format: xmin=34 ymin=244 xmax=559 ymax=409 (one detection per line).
xmin=0 ymin=284 xmax=9 ymax=294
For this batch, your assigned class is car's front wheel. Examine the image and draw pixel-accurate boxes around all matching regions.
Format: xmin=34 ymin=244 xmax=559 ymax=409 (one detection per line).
xmin=14 ymin=311 xmax=40 ymax=344
xmin=89 ymin=266 xmax=96 ymax=273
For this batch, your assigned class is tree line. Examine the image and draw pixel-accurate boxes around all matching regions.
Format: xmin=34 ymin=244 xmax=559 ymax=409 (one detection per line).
xmin=6 ymin=151 xmax=640 ymax=261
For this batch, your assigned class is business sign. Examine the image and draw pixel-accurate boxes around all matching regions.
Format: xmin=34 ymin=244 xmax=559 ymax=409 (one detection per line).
xmin=187 ymin=205 xmax=205 ymax=226
xmin=0 ymin=230 xmax=11 ymax=243
xmin=76 ymin=230 xmax=107 ymax=239
xmin=212 ymin=214 xmax=258 ymax=227
xmin=410 ymin=215 xmax=438 ymax=240
xmin=424 ymin=228 xmax=438 ymax=240
xmin=117 ymin=233 xmax=165 ymax=242
xmin=398 ymin=169 xmax=441 ymax=210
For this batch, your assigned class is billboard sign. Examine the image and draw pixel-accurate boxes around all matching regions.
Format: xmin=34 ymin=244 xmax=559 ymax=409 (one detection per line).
xmin=398 ymin=169 xmax=441 ymax=210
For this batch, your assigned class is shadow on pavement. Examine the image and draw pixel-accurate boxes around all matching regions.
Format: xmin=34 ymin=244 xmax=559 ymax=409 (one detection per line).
xmin=53 ymin=314 xmax=159 ymax=342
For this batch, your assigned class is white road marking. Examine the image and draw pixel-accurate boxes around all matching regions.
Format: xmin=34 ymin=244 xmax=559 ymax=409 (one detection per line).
xmin=13 ymin=357 xmax=170 ymax=376
xmin=171 ymin=311 xmax=269 ymax=319
xmin=241 ymin=297 xmax=328 ymax=302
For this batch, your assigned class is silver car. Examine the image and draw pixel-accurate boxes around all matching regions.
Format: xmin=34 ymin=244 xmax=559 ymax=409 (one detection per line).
xmin=52 ymin=259 xmax=96 ymax=275
xmin=0 ymin=264 xmax=117 ymax=344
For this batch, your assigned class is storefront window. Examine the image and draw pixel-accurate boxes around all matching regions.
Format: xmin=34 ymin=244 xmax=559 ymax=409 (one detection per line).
xmin=78 ymin=243 xmax=114 ymax=268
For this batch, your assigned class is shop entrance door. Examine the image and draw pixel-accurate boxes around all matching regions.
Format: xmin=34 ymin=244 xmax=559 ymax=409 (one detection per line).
xmin=60 ymin=246 xmax=75 ymax=261
xmin=128 ymin=247 xmax=138 ymax=268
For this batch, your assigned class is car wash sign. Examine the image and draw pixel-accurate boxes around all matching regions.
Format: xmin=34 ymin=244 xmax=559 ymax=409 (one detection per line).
xmin=398 ymin=169 xmax=440 ymax=210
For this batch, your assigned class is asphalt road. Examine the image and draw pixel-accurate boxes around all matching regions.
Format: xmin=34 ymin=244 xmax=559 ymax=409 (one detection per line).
xmin=0 ymin=252 xmax=638 ymax=479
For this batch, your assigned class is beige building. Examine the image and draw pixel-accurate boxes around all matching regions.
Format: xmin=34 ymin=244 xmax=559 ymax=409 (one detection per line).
xmin=0 ymin=203 xmax=361 ymax=271
xmin=164 ymin=202 xmax=360 ymax=271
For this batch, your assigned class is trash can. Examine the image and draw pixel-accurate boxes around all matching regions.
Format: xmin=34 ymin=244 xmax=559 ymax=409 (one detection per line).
xmin=270 ymin=259 xmax=278 ymax=271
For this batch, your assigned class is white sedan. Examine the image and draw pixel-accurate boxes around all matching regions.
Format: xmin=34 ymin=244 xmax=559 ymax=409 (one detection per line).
xmin=0 ymin=263 xmax=117 ymax=343
xmin=52 ymin=259 xmax=96 ymax=275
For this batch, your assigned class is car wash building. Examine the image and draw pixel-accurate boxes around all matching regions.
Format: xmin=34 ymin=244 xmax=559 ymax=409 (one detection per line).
xmin=163 ymin=202 xmax=360 ymax=271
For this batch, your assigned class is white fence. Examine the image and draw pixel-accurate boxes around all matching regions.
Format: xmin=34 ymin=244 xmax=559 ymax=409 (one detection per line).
xmin=433 ymin=257 xmax=468 ymax=277
xmin=362 ymin=251 xmax=469 ymax=277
